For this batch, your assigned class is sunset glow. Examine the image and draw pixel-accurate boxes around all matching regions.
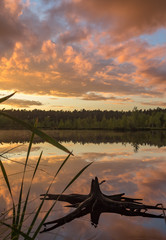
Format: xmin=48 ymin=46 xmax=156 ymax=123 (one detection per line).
xmin=1 ymin=0 xmax=166 ymax=110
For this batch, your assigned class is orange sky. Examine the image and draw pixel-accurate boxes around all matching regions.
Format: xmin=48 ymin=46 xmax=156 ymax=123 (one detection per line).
xmin=0 ymin=0 xmax=166 ymax=111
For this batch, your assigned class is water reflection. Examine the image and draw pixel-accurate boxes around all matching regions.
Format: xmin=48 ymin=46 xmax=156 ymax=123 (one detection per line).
xmin=0 ymin=130 xmax=166 ymax=239
xmin=1 ymin=130 xmax=166 ymax=149
xmin=41 ymin=177 xmax=165 ymax=234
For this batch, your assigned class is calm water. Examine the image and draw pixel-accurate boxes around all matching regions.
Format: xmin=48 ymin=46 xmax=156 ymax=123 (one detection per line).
xmin=0 ymin=130 xmax=166 ymax=240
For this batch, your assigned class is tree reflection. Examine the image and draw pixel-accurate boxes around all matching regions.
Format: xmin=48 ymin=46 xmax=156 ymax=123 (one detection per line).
xmin=1 ymin=130 xmax=166 ymax=152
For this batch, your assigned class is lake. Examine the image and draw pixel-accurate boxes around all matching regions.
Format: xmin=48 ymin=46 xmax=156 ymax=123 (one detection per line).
xmin=0 ymin=130 xmax=166 ymax=240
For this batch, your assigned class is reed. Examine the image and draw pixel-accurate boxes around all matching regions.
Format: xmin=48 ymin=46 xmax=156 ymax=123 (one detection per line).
xmin=0 ymin=93 xmax=92 ymax=239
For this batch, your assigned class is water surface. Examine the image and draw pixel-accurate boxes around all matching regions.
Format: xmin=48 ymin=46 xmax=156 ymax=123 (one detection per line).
xmin=0 ymin=130 xmax=166 ymax=240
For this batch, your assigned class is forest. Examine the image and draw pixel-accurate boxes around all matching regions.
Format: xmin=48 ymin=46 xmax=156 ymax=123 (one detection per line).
xmin=0 ymin=107 xmax=166 ymax=130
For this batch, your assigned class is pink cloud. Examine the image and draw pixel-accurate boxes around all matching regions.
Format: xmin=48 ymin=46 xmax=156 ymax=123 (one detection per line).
xmin=3 ymin=98 xmax=42 ymax=108
xmin=140 ymin=101 xmax=166 ymax=107
xmin=0 ymin=38 xmax=163 ymax=100
xmin=59 ymin=28 xmax=90 ymax=44
xmin=82 ymin=92 xmax=132 ymax=102
xmin=0 ymin=0 xmax=165 ymax=108
xmin=49 ymin=0 xmax=166 ymax=41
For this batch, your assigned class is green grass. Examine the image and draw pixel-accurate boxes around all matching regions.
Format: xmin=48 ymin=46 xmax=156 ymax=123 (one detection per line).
xmin=0 ymin=92 xmax=92 ymax=239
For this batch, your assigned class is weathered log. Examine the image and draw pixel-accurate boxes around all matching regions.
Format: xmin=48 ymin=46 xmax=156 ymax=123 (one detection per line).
xmin=40 ymin=193 xmax=88 ymax=203
xmin=40 ymin=177 xmax=166 ymax=233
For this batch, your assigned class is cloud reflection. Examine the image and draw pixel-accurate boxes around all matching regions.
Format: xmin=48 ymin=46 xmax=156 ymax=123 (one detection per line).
xmin=0 ymin=141 xmax=166 ymax=239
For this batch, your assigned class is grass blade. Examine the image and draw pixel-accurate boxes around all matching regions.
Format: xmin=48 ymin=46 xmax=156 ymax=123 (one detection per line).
xmin=0 ymin=222 xmax=32 ymax=240
xmin=62 ymin=162 xmax=93 ymax=194
xmin=0 ymin=111 xmax=72 ymax=155
xmin=55 ymin=151 xmax=73 ymax=177
xmin=18 ymin=151 xmax=43 ymax=233
xmin=15 ymin=131 xmax=35 ymax=232
xmin=0 ymin=92 xmax=16 ymax=104
xmin=0 ymin=144 xmax=24 ymax=157
xmin=33 ymin=161 xmax=93 ymax=238
xmin=0 ymin=161 xmax=14 ymax=200
xmin=26 ymin=152 xmax=72 ymax=236
xmin=31 ymin=151 xmax=43 ymax=180
xmin=0 ymin=160 xmax=16 ymax=238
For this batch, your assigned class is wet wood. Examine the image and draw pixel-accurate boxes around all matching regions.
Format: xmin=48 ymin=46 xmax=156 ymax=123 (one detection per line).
xmin=40 ymin=177 xmax=166 ymax=233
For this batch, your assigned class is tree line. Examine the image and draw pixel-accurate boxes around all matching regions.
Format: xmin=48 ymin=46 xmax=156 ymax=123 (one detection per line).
xmin=0 ymin=107 xmax=166 ymax=130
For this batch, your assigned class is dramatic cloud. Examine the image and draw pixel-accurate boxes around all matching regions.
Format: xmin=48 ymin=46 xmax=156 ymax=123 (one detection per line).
xmin=3 ymin=98 xmax=42 ymax=108
xmin=0 ymin=0 xmax=24 ymax=50
xmin=59 ymin=28 xmax=90 ymax=44
xmin=0 ymin=0 xmax=166 ymax=110
xmin=141 ymin=101 xmax=166 ymax=107
xmin=82 ymin=92 xmax=132 ymax=102
xmin=48 ymin=0 xmax=166 ymax=41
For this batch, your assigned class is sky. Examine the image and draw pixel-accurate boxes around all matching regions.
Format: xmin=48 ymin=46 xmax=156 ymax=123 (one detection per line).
xmin=0 ymin=0 xmax=166 ymax=111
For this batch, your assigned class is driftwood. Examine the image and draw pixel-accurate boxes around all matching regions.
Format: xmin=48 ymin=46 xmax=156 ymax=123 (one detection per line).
xmin=40 ymin=177 xmax=166 ymax=233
